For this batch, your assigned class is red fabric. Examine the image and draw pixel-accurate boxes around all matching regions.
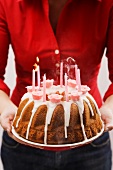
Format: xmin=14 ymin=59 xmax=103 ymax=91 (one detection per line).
xmin=0 ymin=0 xmax=113 ymax=107
xmin=103 ymin=84 xmax=113 ymax=101
xmin=0 ymin=79 xmax=10 ymax=96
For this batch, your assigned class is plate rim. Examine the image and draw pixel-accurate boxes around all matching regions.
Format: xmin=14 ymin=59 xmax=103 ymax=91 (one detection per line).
xmin=12 ymin=124 xmax=104 ymax=149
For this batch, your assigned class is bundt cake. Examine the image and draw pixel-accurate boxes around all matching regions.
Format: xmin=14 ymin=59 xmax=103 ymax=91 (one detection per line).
xmin=12 ymin=80 xmax=104 ymax=148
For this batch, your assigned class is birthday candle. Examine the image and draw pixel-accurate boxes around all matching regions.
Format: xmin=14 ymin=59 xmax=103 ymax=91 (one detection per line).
xmin=37 ymin=66 xmax=40 ymax=89
xmin=77 ymin=69 xmax=81 ymax=92
xmin=65 ymin=73 xmax=69 ymax=102
xmin=60 ymin=62 xmax=63 ymax=87
xmin=75 ymin=64 xmax=78 ymax=81
xmin=43 ymin=74 xmax=46 ymax=102
xmin=36 ymin=57 xmax=40 ymax=89
xmin=75 ymin=64 xmax=79 ymax=88
xmin=32 ymin=68 xmax=35 ymax=91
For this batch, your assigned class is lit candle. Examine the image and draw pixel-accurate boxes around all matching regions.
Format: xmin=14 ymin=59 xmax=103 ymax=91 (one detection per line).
xmin=65 ymin=73 xmax=69 ymax=102
xmin=43 ymin=74 xmax=46 ymax=102
xmin=75 ymin=64 xmax=78 ymax=81
xmin=37 ymin=66 xmax=40 ymax=89
xmin=60 ymin=62 xmax=63 ymax=87
xmin=77 ymin=69 xmax=81 ymax=92
xmin=36 ymin=57 xmax=40 ymax=89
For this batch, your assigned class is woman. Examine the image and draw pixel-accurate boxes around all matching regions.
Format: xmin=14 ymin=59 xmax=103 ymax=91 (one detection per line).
xmin=0 ymin=0 xmax=113 ymax=169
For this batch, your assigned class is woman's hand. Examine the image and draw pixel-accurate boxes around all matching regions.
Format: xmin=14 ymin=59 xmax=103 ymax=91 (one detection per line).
xmin=0 ymin=103 xmax=17 ymax=132
xmin=100 ymin=105 xmax=113 ymax=131
xmin=100 ymin=95 xmax=113 ymax=131
xmin=0 ymin=101 xmax=35 ymax=147
xmin=0 ymin=90 xmax=18 ymax=139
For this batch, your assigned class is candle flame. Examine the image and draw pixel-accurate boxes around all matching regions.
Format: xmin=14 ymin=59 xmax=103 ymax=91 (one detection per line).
xmin=33 ymin=63 xmax=38 ymax=71
xmin=36 ymin=57 xmax=39 ymax=63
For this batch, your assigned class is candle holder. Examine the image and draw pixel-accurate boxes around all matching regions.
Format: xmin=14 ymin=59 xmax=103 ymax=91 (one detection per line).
xmin=46 ymin=79 xmax=54 ymax=88
xmin=71 ymin=91 xmax=82 ymax=101
xmin=68 ymin=79 xmax=77 ymax=88
xmin=48 ymin=94 xmax=63 ymax=103
xmin=81 ymin=85 xmax=90 ymax=94
xmin=32 ymin=91 xmax=43 ymax=100
xmin=26 ymin=86 xmax=38 ymax=93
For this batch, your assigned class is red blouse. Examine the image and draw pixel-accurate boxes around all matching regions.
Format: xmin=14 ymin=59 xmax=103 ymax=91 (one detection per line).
xmin=0 ymin=0 xmax=113 ymax=107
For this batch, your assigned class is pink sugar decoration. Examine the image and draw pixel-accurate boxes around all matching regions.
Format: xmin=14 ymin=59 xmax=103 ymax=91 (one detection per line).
xmin=68 ymin=79 xmax=76 ymax=88
xmin=48 ymin=94 xmax=63 ymax=103
xmin=26 ymin=86 xmax=33 ymax=93
xmin=46 ymin=79 xmax=54 ymax=88
xmin=26 ymin=86 xmax=38 ymax=93
xmin=81 ymin=85 xmax=90 ymax=94
xmin=32 ymin=91 xmax=43 ymax=100
xmin=71 ymin=91 xmax=82 ymax=101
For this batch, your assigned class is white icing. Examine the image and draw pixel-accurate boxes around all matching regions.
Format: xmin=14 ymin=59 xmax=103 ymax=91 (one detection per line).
xmin=16 ymin=99 xmax=33 ymax=128
xmin=84 ymin=97 xmax=94 ymax=116
xmin=26 ymin=101 xmax=44 ymax=139
xmin=21 ymin=92 xmax=33 ymax=101
xmin=87 ymin=93 xmax=101 ymax=116
xmin=44 ymin=102 xmax=57 ymax=144
xmin=76 ymin=98 xmax=87 ymax=140
xmin=63 ymin=101 xmax=72 ymax=138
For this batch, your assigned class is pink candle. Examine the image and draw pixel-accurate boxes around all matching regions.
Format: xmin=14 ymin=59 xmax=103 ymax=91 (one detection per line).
xmin=75 ymin=64 xmax=81 ymax=90
xmin=75 ymin=64 xmax=78 ymax=81
xmin=43 ymin=74 xmax=46 ymax=102
xmin=77 ymin=69 xmax=81 ymax=92
xmin=37 ymin=66 xmax=40 ymax=89
xmin=36 ymin=57 xmax=40 ymax=89
xmin=32 ymin=68 xmax=35 ymax=91
xmin=65 ymin=73 xmax=69 ymax=102
xmin=60 ymin=62 xmax=63 ymax=87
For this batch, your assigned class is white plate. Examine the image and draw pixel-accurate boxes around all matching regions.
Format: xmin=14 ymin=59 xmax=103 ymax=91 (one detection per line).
xmin=12 ymin=124 xmax=104 ymax=151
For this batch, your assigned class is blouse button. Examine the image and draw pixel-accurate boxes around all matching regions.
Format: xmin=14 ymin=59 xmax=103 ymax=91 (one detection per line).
xmin=55 ymin=63 xmax=60 ymax=68
xmin=55 ymin=49 xmax=59 ymax=54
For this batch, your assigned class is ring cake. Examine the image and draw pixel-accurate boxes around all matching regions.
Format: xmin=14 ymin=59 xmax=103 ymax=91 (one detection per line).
xmin=12 ymin=79 xmax=104 ymax=148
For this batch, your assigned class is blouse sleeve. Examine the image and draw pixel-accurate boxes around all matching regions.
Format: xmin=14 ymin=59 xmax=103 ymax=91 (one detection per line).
xmin=104 ymin=3 xmax=113 ymax=101
xmin=0 ymin=0 xmax=10 ymax=96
